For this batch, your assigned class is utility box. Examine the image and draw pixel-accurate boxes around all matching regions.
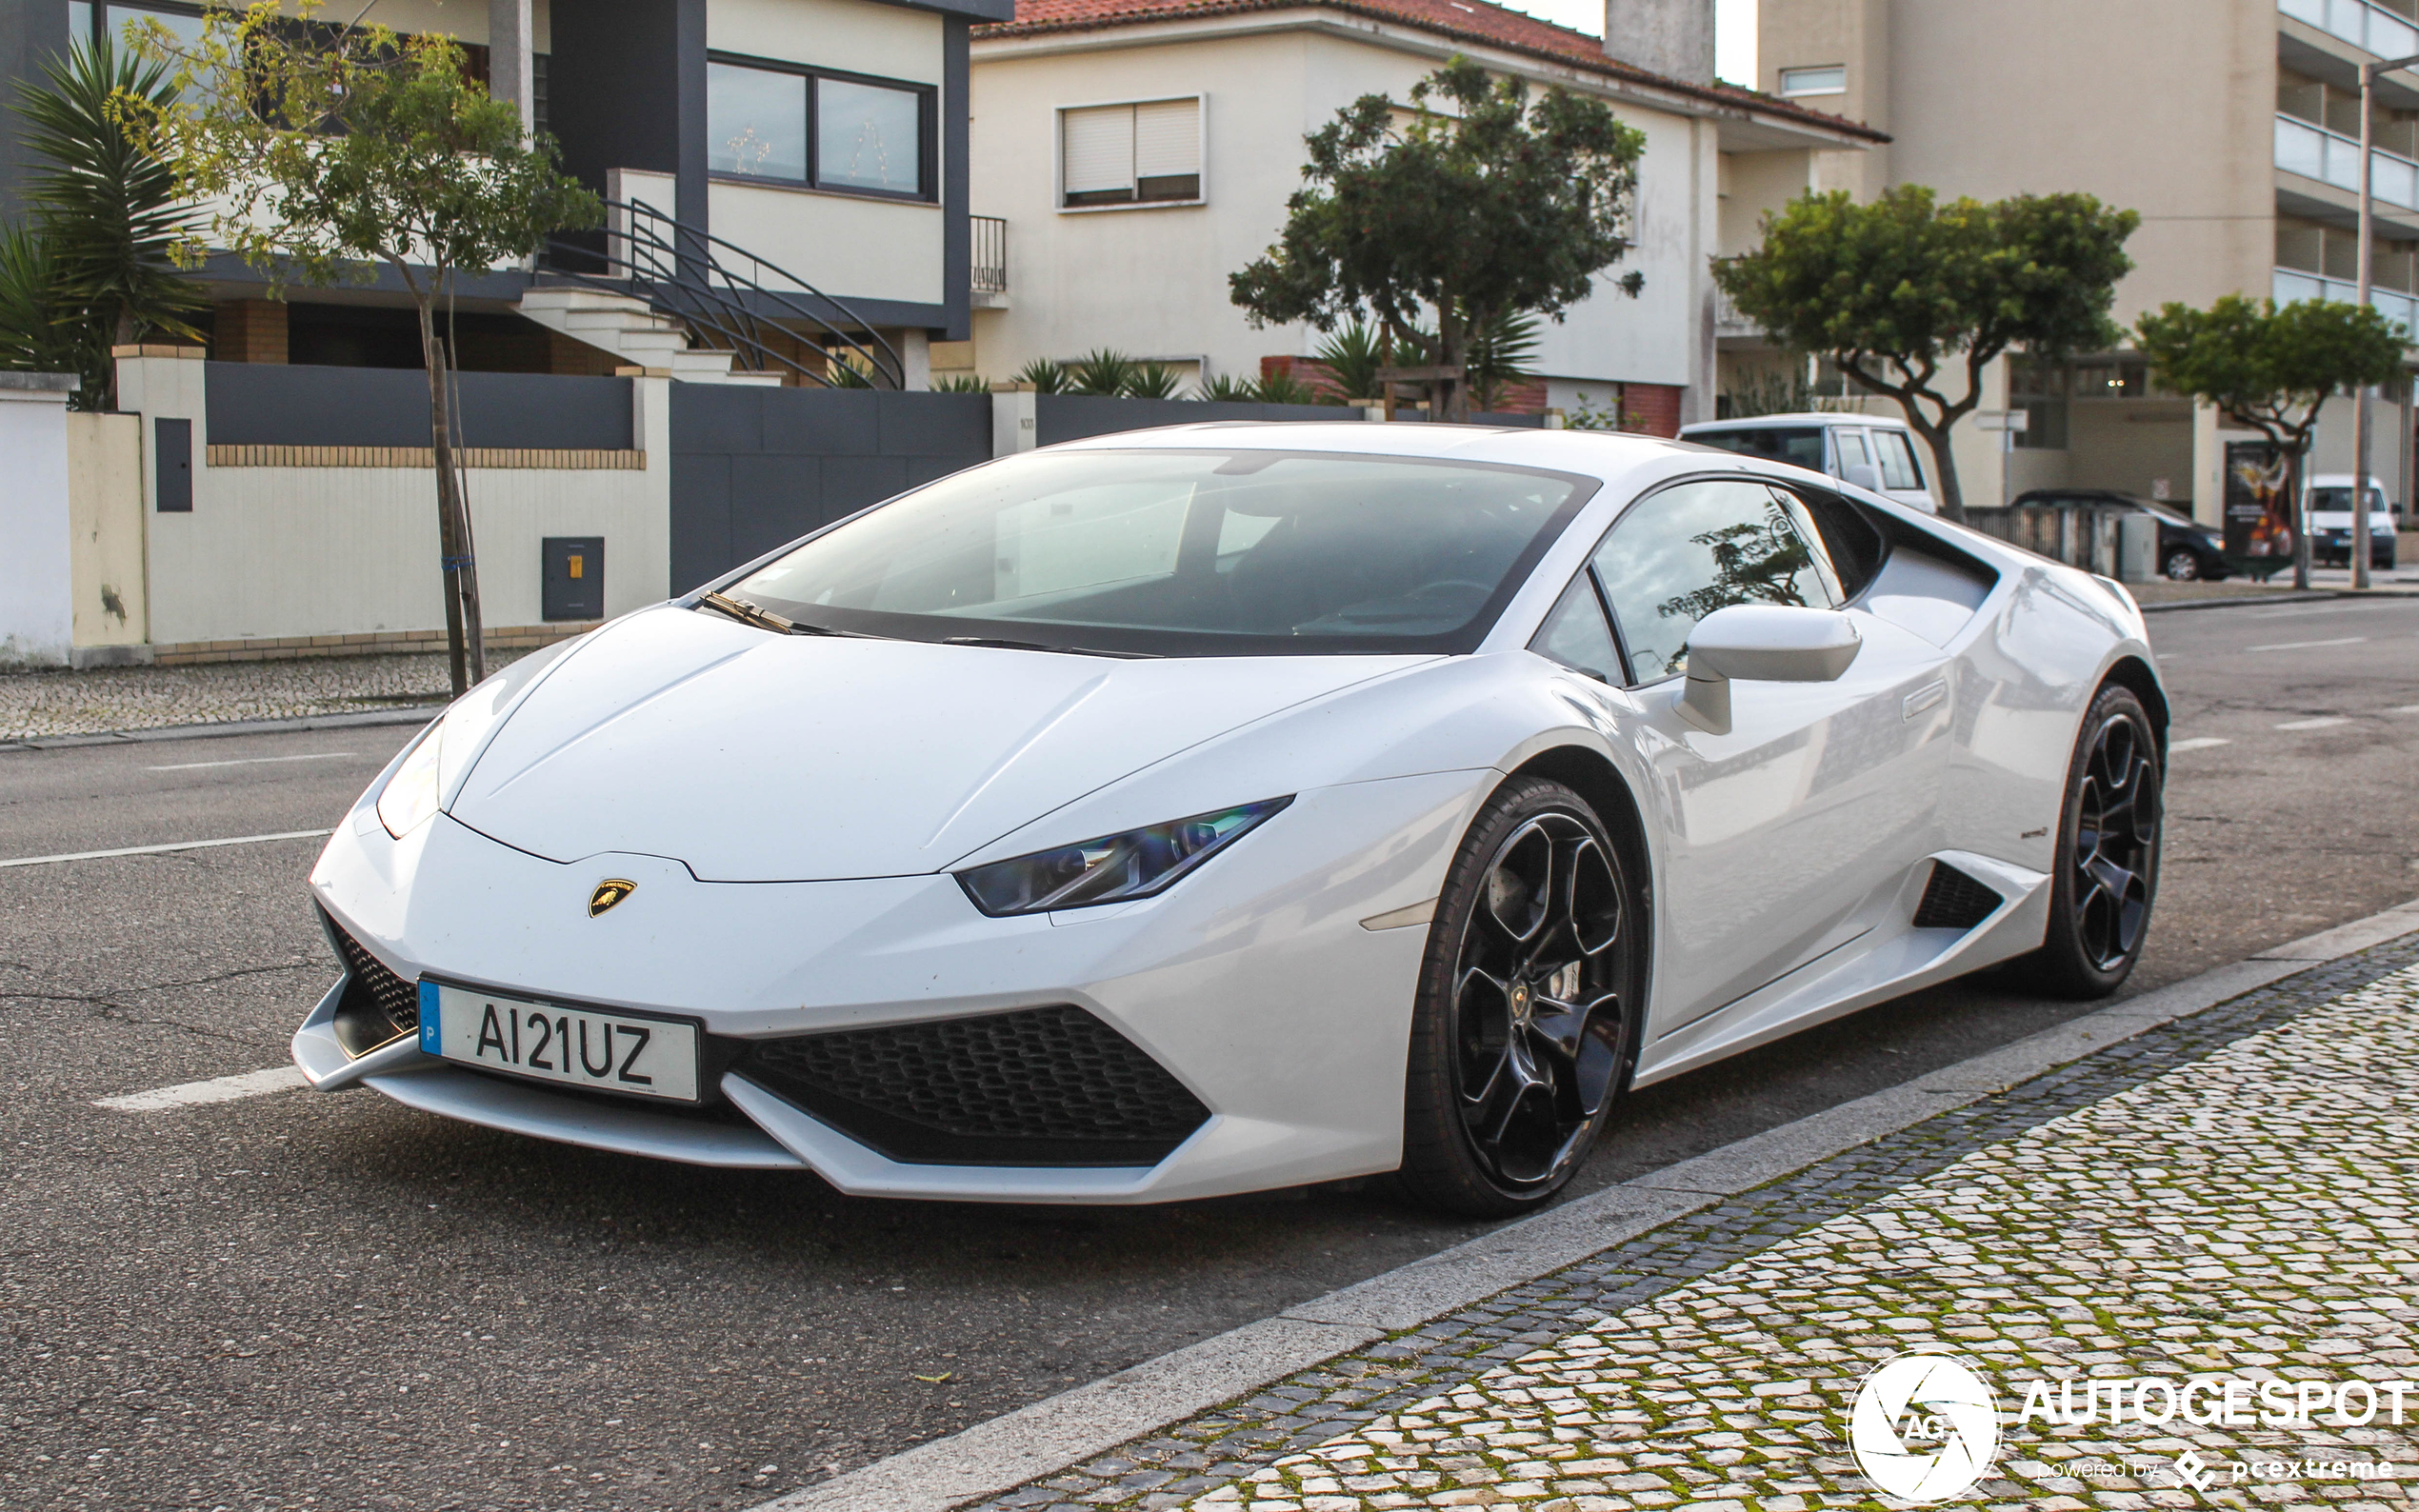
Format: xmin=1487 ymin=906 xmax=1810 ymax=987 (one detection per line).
xmin=2117 ymin=512 xmax=2159 ymax=584
xmin=542 ymin=536 xmax=604 ymax=621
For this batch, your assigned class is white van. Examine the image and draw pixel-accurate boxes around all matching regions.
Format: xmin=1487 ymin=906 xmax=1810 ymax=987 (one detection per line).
xmin=1678 ymin=412 xmax=1939 ymax=514
xmin=2306 ymin=473 xmax=2397 ymax=570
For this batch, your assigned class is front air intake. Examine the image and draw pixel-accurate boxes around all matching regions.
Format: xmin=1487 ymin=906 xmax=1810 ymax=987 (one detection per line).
xmin=1911 ymin=862 xmax=2003 ymax=931
xmin=321 ymin=912 xmax=421 ymax=1055
xmin=737 ymin=1005 xmax=1210 ymax=1167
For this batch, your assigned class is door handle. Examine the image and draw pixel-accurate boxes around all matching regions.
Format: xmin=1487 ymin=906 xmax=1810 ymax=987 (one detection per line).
xmin=1902 ymin=679 xmax=1948 ymax=721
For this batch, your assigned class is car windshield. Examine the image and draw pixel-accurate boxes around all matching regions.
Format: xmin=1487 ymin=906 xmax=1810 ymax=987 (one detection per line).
xmin=2310 ymin=487 xmax=2387 ymax=515
xmin=725 ymin=448 xmax=1594 ymax=657
xmin=1689 ymin=427 xmax=1827 ymax=470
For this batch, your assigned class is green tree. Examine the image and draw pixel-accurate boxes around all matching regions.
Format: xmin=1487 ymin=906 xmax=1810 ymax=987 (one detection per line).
xmin=0 ymin=36 xmax=205 ymax=407
xmin=1231 ymin=58 xmax=1644 ymax=422
xmin=1714 ymin=186 xmax=2138 ymax=520
xmin=2135 ymin=293 xmax=2408 ymax=585
xmin=125 ymin=1 xmax=601 ymax=696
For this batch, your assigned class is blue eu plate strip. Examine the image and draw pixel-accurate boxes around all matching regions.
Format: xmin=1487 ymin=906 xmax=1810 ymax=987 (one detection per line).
xmin=418 ymin=980 xmax=440 ymax=1053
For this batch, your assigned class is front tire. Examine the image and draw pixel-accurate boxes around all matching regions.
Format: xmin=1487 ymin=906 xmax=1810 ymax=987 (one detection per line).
xmin=2013 ymin=684 xmax=2162 ymax=1000
xmin=2164 ymin=549 xmax=2199 ymax=582
xmin=1396 ymin=777 xmax=1646 ymax=1217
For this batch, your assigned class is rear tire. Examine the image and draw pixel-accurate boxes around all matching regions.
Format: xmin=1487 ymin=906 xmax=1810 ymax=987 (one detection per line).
xmin=2010 ymin=684 xmax=2162 ymax=1000
xmin=1396 ymin=777 xmax=1646 ymax=1218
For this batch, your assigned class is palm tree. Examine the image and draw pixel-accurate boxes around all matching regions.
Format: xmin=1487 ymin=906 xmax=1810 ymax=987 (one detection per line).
xmin=9 ymin=35 xmax=207 ymax=406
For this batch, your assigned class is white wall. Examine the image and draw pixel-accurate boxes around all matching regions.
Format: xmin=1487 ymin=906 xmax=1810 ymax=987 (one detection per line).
xmin=117 ymin=355 xmax=672 ymax=647
xmin=710 ymin=182 xmax=946 ymax=306
xmin=711 ymin=0 xmax=942 ymax=81
xmin=966 ymin=27 xmax=1709 ymax=392
xmin=0 ymin=382 xmax=76 ymax=667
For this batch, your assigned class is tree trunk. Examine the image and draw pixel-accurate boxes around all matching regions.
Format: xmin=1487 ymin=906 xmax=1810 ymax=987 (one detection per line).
xmin=414 ymin=297 xmax=474 ymax=698
xmin=1436 ymin=303 xmax=1469 ymax=424
xmin=1909 ymin=419 xmax=1966 ymax=524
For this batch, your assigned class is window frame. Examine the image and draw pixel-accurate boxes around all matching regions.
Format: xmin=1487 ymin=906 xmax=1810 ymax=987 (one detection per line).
xmin=706 ymin=50 xmax=939 ymax=205
xmin=1777 ymin=64 xmax=1848 ymax=97
xmin=1055 ymin=94 xmax=1209 ymax=214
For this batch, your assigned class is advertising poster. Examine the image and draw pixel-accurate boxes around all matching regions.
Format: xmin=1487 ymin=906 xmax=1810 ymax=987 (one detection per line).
xmin=2224 ymin=440 xmax=2297 ymax=560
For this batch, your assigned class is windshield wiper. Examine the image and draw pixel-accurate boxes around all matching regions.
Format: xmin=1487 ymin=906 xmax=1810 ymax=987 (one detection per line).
xmin=697 ymin=592 xmax=849 ymax=637
xmin=940 ymin=636 xmax=1160 ymax=660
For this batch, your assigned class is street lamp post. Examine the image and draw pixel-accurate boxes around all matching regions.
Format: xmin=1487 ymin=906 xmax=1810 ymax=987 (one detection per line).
xmin=2355 ymin=52 xmax=2419 ymax=592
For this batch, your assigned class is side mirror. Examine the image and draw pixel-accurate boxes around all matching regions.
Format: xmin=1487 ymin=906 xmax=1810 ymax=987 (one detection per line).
xmin=1677 ymin=604 xmax=1862 ymax=735
xmin=1843 ymin=463 xmax=1883 ymax=492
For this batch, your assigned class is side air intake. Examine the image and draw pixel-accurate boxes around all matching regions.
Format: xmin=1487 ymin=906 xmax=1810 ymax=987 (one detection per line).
xmin=1912 ymin=862 xmax=2003 ymax=931
xmin=321 ymin=912 xmax=422 ymax=1055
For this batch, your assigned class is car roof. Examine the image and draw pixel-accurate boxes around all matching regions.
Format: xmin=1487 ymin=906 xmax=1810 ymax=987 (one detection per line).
xmin=1678 ymin=412 xmax=1913 ymax=433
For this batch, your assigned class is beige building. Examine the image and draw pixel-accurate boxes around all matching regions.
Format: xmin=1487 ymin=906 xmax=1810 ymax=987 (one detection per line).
xmin=1744 ymin=0 xmax=2418 ymax=521
xmin=957 ymin=0 xmax=1882 ymax=425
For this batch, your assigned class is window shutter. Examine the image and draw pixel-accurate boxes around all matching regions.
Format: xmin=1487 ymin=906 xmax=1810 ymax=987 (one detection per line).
xmin=1062 ymin=106 xmax=1134 ymax=197
xmin=1132 ymin=98 xmax=1199 ymax=180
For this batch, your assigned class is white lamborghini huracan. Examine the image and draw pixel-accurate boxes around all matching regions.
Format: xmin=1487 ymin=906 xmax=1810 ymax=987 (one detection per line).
xmin=292 ymin=425 xmax=2165 ymax=1215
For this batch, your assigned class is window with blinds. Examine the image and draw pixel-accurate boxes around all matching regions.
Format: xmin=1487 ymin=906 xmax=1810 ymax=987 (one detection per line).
xmin=1061 ymin=98 xmax=1202 ymax=207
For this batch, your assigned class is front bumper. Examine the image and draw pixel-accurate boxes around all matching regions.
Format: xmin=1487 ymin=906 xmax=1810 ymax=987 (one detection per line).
xmin=295 ymin=769 xmax=1485 ymax=1204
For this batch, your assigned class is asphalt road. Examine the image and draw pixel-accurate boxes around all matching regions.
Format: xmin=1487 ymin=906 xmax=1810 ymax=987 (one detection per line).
xmin=6 ymin=596 xmax=2419 ymax=1512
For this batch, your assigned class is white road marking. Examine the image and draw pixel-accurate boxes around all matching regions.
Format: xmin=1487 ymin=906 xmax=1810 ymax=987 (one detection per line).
xmin=147 ymin=752 xmax=357 ymax=772
xmin=2275 ymin=716 xmax=2352 ymax=731
xmin=0 ymin=828 xmax=333 ymax=869
xmin=2391 ymin=706 xmax=2419 ymax=715
xmin=94 ymin=1065 xmax=306 ymax=1112
xmin=2169 ymin=737 xmax=2231 ymax=752
xmin=2245 ymin=636 xmax=2369 ymax=652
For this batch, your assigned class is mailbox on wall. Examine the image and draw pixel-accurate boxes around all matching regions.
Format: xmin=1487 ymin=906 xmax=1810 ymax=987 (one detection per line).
xmin=542 ymin=536 xmax=604 ymax=622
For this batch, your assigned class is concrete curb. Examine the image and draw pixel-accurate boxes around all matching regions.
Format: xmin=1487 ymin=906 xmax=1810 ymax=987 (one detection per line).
xmin=2135 ymin=587 xmax=2419 ymax=613
xmin=760 ymin=894 xmax=2419 ymax=1512
xmin=0 ymin=706 xmax=440 ymax=752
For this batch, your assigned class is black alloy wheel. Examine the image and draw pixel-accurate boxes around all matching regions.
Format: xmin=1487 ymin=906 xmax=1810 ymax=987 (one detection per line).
xmin=1398 ymin=777 xmax=1644 ymax=1216
xmin=2163 ymin=548 xmax=2199 ymax=582
xmin=2014 ymin=684 xmax=2162 ymax=999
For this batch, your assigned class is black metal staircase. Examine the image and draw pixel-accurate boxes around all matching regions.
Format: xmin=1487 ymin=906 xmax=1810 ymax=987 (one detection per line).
xmin=542 ymin=198 xmax=906 ymax=389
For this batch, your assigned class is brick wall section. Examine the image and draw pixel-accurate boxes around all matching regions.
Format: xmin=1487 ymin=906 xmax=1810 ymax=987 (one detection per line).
xmin=149 ymin=621 xmax=601 ymax=666
xmin=1622 ymin=382 xmax=1683 ymax=437
xmin=211 ymin=300 xmax=288 ymax=365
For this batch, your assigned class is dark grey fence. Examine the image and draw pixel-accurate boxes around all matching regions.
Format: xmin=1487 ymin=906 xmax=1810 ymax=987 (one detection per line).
xmin=670 ymin=387 xmax=991 ymax=594
xmin=1033 ymin=393 xmax=1359 ymax=446
xmin=206 ymin=363 xmax=633 ymax=449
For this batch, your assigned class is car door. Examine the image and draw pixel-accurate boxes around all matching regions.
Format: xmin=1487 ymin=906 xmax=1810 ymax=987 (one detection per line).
xmin=1584 ymin=477 xmax=1954 ymax=1030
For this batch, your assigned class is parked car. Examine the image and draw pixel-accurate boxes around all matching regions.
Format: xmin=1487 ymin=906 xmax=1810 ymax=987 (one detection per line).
xmin=293 ymin=427 xmax=2164 ymax=1216
xmin=1679 ymin=412 xmax=1939 ymax=514
xmin=2008 ymin=488 xmax=2231 ymax=581
xmin=2306 ymin=474 xmax=2397 ymax=570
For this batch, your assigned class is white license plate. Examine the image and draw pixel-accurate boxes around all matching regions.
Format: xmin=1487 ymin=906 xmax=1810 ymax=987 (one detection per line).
xmin=421 ymin=982 xmax=701 ymax=1102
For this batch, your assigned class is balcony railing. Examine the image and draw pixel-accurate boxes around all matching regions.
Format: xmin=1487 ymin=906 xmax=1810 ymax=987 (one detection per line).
xmin=2274 ymin=266 xmax=2418 ymax=333
xmin=2279 ymin=0 xmax=2419 ymax=61
xmin=2275 ymin=113 xmax=2419 ymax=208
xmin=972 ymin=215 xmax=1007 ymax=296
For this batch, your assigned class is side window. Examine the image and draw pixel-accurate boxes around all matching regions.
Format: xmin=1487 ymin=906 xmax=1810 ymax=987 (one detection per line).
xmin=1787 ymin=485 xmax=1888 ymax=601
xmin=1831 ymin=428 xmax=1872 ymax=476
xmin=1591 ymin=480 xmax=1839 ymax=684
xmin=1529 ymin=574 xmax=1624 ymax=684
xmin=1871 ymin=430 xmax=1924 ymax=491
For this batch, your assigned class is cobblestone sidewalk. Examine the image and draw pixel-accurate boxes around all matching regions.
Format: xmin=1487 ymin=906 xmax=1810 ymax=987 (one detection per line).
xmin=0 ymin=651 xmax=531 ymax=741
xmin=982 ymin=943 xmax=2419 ymax=1511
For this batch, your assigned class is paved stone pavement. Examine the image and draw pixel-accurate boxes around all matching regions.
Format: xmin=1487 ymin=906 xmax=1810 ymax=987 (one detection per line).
xmin=0 ymin=651 xmax=530 ymax=740
xmin=976 ymin=942 xmax=2419 ymax=1511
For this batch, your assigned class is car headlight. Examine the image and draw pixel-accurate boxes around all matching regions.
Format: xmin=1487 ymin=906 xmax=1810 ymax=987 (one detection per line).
xmin=956 ymin=797 xmax=1292 ymax=916
xmin=375 ymin=719 xmax=446 ymax=839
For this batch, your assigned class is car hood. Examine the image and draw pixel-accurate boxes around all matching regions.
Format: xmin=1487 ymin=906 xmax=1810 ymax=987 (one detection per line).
xmin=2308 ymin=511 xmax=2391 ymax=528
xmin=447 ymin=607 xmax=1430 ymax=882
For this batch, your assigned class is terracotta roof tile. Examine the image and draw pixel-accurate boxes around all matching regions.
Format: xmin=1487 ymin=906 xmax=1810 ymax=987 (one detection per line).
xmin=974 ymin=0 xmax=1888 ymax=142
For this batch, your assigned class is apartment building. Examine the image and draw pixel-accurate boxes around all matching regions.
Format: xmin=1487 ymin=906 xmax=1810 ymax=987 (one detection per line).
xmin=1746 ymin=0 xmax=2418 ymax=520
xmin=960 ymin=0 xmax=1882 ymax=423
xmin=3 ymin=0 xmax=999 ymax=383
